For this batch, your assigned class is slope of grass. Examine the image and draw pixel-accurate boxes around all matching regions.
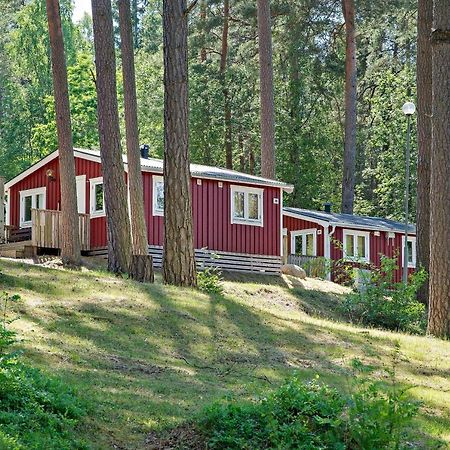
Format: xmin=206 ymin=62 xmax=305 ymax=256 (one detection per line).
xmin=0 ymin=259 xmax=449 ymax=449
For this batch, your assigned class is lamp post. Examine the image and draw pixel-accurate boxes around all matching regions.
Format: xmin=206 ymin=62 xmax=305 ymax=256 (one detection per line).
xmin=401 ymin=101 xmax=415 ymax=284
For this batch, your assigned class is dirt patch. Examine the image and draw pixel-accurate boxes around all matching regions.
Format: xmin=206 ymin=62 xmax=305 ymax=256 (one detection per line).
xmin=108 ymin=354 xmax=166 ymax=376
xmin=145 ymin=424 xmax=206 ymax=450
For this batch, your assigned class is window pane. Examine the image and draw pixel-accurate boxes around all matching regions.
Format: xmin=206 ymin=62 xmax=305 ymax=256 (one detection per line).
xmin=248 ymin=193 xmax=260 ymax=220
xmin=155 ymin=181 xmax=164 ymax=211
xmin=407 ymin=241 xmax=413 ymax=263
xmin=345 ymin=235 xmax=354 ymax=257
xmin=95 ymin=183 xmax=104 ymax=211
xmin=357 ymin=235 xmax=366 ymax=258
xmin=233 ymin=191 xmax=244 ymax=218
xmin=305 ymin=233 xmax=314 ymax=256
xmin=36 ymin=193 xmax=44 ymax=210
xmin=295 ymin=235 xmax=304 ymax=255
xmin=24 ymin=196 xmax=32 ymax=222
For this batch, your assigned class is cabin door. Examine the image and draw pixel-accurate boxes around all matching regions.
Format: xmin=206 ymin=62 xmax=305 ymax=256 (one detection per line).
xmin=76 ymin=175 xmax=86 ymax=214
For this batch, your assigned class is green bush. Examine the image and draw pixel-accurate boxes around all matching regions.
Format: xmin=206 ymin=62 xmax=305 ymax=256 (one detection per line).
xmin=197 ymin=266 xmax=223 ymax=294
xmin=199 ymin=368 xmax=419 ymax=449
xmin=0 ymin=292 xmax=87 ymax=449
xmin=341 ymin=257 xmax=427 ymax=334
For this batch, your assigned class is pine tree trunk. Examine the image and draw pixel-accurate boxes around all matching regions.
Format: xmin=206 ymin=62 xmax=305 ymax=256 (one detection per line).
xmin=118 ymin=0 xmax=151 ymax=267
xmin=221 ymin=0 xmax=233 ymax=170
xmin=162 ymin=0 xmax=197 ymax=287
xmin=91 ymin=0 xmax=132 ymax=274
xmin=257 ymin=0 xmax=276 ymax=179
xmin=416 ymin=0 xmax=432 ymax=304
xmin=46 ymin=0 xmax=81 ymax=266
xmin=341 ymin=0 xmax=357 ymax=214
xmin=427 ymin=0 xmax=450 ymax=337
xmin=200 ymin=0 xmax=207 ymax=62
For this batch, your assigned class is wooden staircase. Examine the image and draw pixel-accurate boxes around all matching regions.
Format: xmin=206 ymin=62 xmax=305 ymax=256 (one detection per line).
xmin=0 ymin=240 xmax=35 ymax=258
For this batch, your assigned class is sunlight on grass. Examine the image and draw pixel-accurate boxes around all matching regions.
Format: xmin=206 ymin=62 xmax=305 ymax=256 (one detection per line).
xmin=0 ymin=259 xmax=449 ymax=449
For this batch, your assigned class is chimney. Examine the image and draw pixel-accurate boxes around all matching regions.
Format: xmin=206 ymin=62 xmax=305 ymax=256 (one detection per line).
xmin=324 ymin=202 xmax=332 ymax=213
xmin=140 ymin=144 xmax=149 ymax=159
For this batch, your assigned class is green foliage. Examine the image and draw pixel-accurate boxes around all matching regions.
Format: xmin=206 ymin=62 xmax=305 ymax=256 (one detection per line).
xmin=199 ymin=367 xmax=420 ymax=450
xmin=197 ymin=266 xmax=223 ymax=294
xmin=0 ymin=291 xmax=87 ymax=449
xmin=341 ymin=257 xmax=427 ymax=333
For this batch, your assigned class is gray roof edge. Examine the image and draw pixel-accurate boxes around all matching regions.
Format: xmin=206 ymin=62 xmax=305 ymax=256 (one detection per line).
xmin=283 ymin=207 xmax=416 ymax=234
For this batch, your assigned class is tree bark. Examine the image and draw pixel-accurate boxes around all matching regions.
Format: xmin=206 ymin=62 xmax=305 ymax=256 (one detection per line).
xmin=129 ymin=254 xmax=154 ymax=283
xmin=200 ymin=0 xmax=207 ymax=62
xmin=416 ymin=0 xmax=432 ymax=304
xmin=220 ymin=0 xmax=233 ymax=170
xmin=46 ymin=0 xmax=81 ymax=266
xmin=427 ymin=0 xmax=450 ymax=337
xmin=118 ymin=0 xmax=151 ymax=266
xmin=257 ymin=0 xmax=276 ymax=179
xmin=91 ymin=0 xmax=132 ymax=274
xmin=341 ymin=0 xmax=357 ymax=214
xmin=0 ymin=177 xmax=5 ymax=243
xmin=162 ymin=0 xmax=197 ymax=287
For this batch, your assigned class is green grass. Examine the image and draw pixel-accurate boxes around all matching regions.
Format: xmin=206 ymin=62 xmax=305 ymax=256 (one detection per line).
xmin=0 ymin=259 xmax=449 ymax=449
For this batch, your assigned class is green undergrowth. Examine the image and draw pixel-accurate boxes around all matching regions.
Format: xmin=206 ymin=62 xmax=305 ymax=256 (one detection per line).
xmin=0 ymin=259 xmax=448 ymax=449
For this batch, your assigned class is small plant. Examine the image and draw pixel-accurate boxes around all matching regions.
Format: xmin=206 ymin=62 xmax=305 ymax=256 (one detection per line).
xmin=198 ymin=266 xmax=223 ymax=294
xmin=0 ymin=292 xmax=20 ymax=354
xmin=341 ymin=257 xmax=427 ymax=333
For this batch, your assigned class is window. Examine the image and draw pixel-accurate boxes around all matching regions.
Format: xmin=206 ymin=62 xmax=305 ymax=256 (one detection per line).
xmin=90 ymin=177 xmax=105 ymax=217
xmin=19 ymin=187 xmax=46 ymax=228
xmin=342 ymin=230 xmax=370 ymax=262
xmin=402 ymin=236 xmax=416 ymax=268
xmin=230 ymin=186 xmax=263 ymax=226
xmin=153 ymin=176 xmax=164 ymax=216
xmin=291 ymin=229 xmax=317 ymax=256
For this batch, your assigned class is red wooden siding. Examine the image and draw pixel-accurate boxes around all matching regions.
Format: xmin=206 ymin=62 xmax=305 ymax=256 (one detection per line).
xmin=8 ymin=155 xmax=282 ymax=256
xmin=283 ymin=213 xmax=414 ymax=283
xmin=283 ymin=215 xmax=325 ymax=256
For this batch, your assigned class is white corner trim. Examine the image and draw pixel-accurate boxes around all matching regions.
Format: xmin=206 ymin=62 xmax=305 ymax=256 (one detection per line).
xmin=279 ymin=188 xmax=284 ymax=257
xmin=342 ymin=229 xmax=370 ymax=263
xmin=152 ymin=175 xmax=164 ymax=217
xmin=230 ymin=185 xmax=264 ymax=227
xmin=89 ymin=176 xmax=106 ymax=218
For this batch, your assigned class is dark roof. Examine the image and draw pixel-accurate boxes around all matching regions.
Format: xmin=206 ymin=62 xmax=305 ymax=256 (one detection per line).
xmin=283 ymin=207 xmax=416 ymax=234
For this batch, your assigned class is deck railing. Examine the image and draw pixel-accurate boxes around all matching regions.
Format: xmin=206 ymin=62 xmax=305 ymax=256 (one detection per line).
xmin=31 ymin=209 xmax=90 ymax=251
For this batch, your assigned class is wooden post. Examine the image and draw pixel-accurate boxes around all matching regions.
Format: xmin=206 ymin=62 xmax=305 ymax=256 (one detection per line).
xmin=0 ymin=177 xmax=5 ymax=243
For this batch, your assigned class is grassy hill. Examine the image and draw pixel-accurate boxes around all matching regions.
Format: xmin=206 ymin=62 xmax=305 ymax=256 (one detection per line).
xmin=1 ymin=259 xmax=449 ymax=449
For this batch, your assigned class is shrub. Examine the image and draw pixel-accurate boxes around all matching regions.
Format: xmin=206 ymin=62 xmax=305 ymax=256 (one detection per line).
xmin=197 ymin=267 xmax=223 ymax=294
xmin=0 ymin=292 xmax=87 ymax=449
xmin=341 ymin=257 xmax=427 ymax=334
xmin=199 ymin=365 xmax=419 ymax=449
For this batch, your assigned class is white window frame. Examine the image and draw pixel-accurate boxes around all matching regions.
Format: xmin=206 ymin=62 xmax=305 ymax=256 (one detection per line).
xmin=19 ymin=187 xmax=46 ymax=228
xmin=291 ymin=229 xmax=317 ymax=256
xmin=402 ymin=235 xmax=417 ymax=269
xmin=89 ymin=177 xmax=105 ymax=218
xmin=230 ymin=185 xmax=264 ymax=227
xmin=152 ymin=175 xmax=164 ymax=217
xmin=342 ymin=229 xmax=370 ymax=263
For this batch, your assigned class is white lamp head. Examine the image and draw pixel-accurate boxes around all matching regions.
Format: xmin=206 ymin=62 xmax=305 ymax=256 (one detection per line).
xmin=402 ymin=102 xmax=416 ymax=116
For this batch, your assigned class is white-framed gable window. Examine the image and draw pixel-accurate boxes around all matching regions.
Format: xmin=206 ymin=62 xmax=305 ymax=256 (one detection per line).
xmin=89 ymin=177 xmax=105 ymax=217
xmin=231 ymin=185 xmax=263 ymax=226
xmin=153 ymin=175 xmax=164 ymax=216
xmin=343 ymin=229 xmax=370 ymax=262
xmin=19 ymin=187 xmax=46 ymax=228
xmin=291 ymin=229 xmax=317 ymax=256
xmin=402 ymin=235 xmax=417 ymax=268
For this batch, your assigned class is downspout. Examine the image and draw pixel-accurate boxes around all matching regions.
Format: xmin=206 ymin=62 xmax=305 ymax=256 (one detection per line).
xmin=324 ymin=224 xmax=336 ymax=281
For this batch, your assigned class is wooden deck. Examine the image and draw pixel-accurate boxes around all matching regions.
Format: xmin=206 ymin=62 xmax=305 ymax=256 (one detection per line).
xmin=0 ymin=240 xmax=35 ymax=258
xmin=31 ymin=209 xmax=90 ymax=251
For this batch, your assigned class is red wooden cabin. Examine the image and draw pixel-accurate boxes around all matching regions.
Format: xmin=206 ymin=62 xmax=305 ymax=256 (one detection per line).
xmin=283 ymin=206 xmax=417 ymax=283
xmin=3 ymin=148 xmax=293 ymax=273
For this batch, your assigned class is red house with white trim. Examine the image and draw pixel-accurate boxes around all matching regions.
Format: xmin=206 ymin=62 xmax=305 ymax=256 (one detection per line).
xmin=283 ymin=206 xmax=417 ymax=283
xmin=3 ymin=148 xmax=293 ymax=273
